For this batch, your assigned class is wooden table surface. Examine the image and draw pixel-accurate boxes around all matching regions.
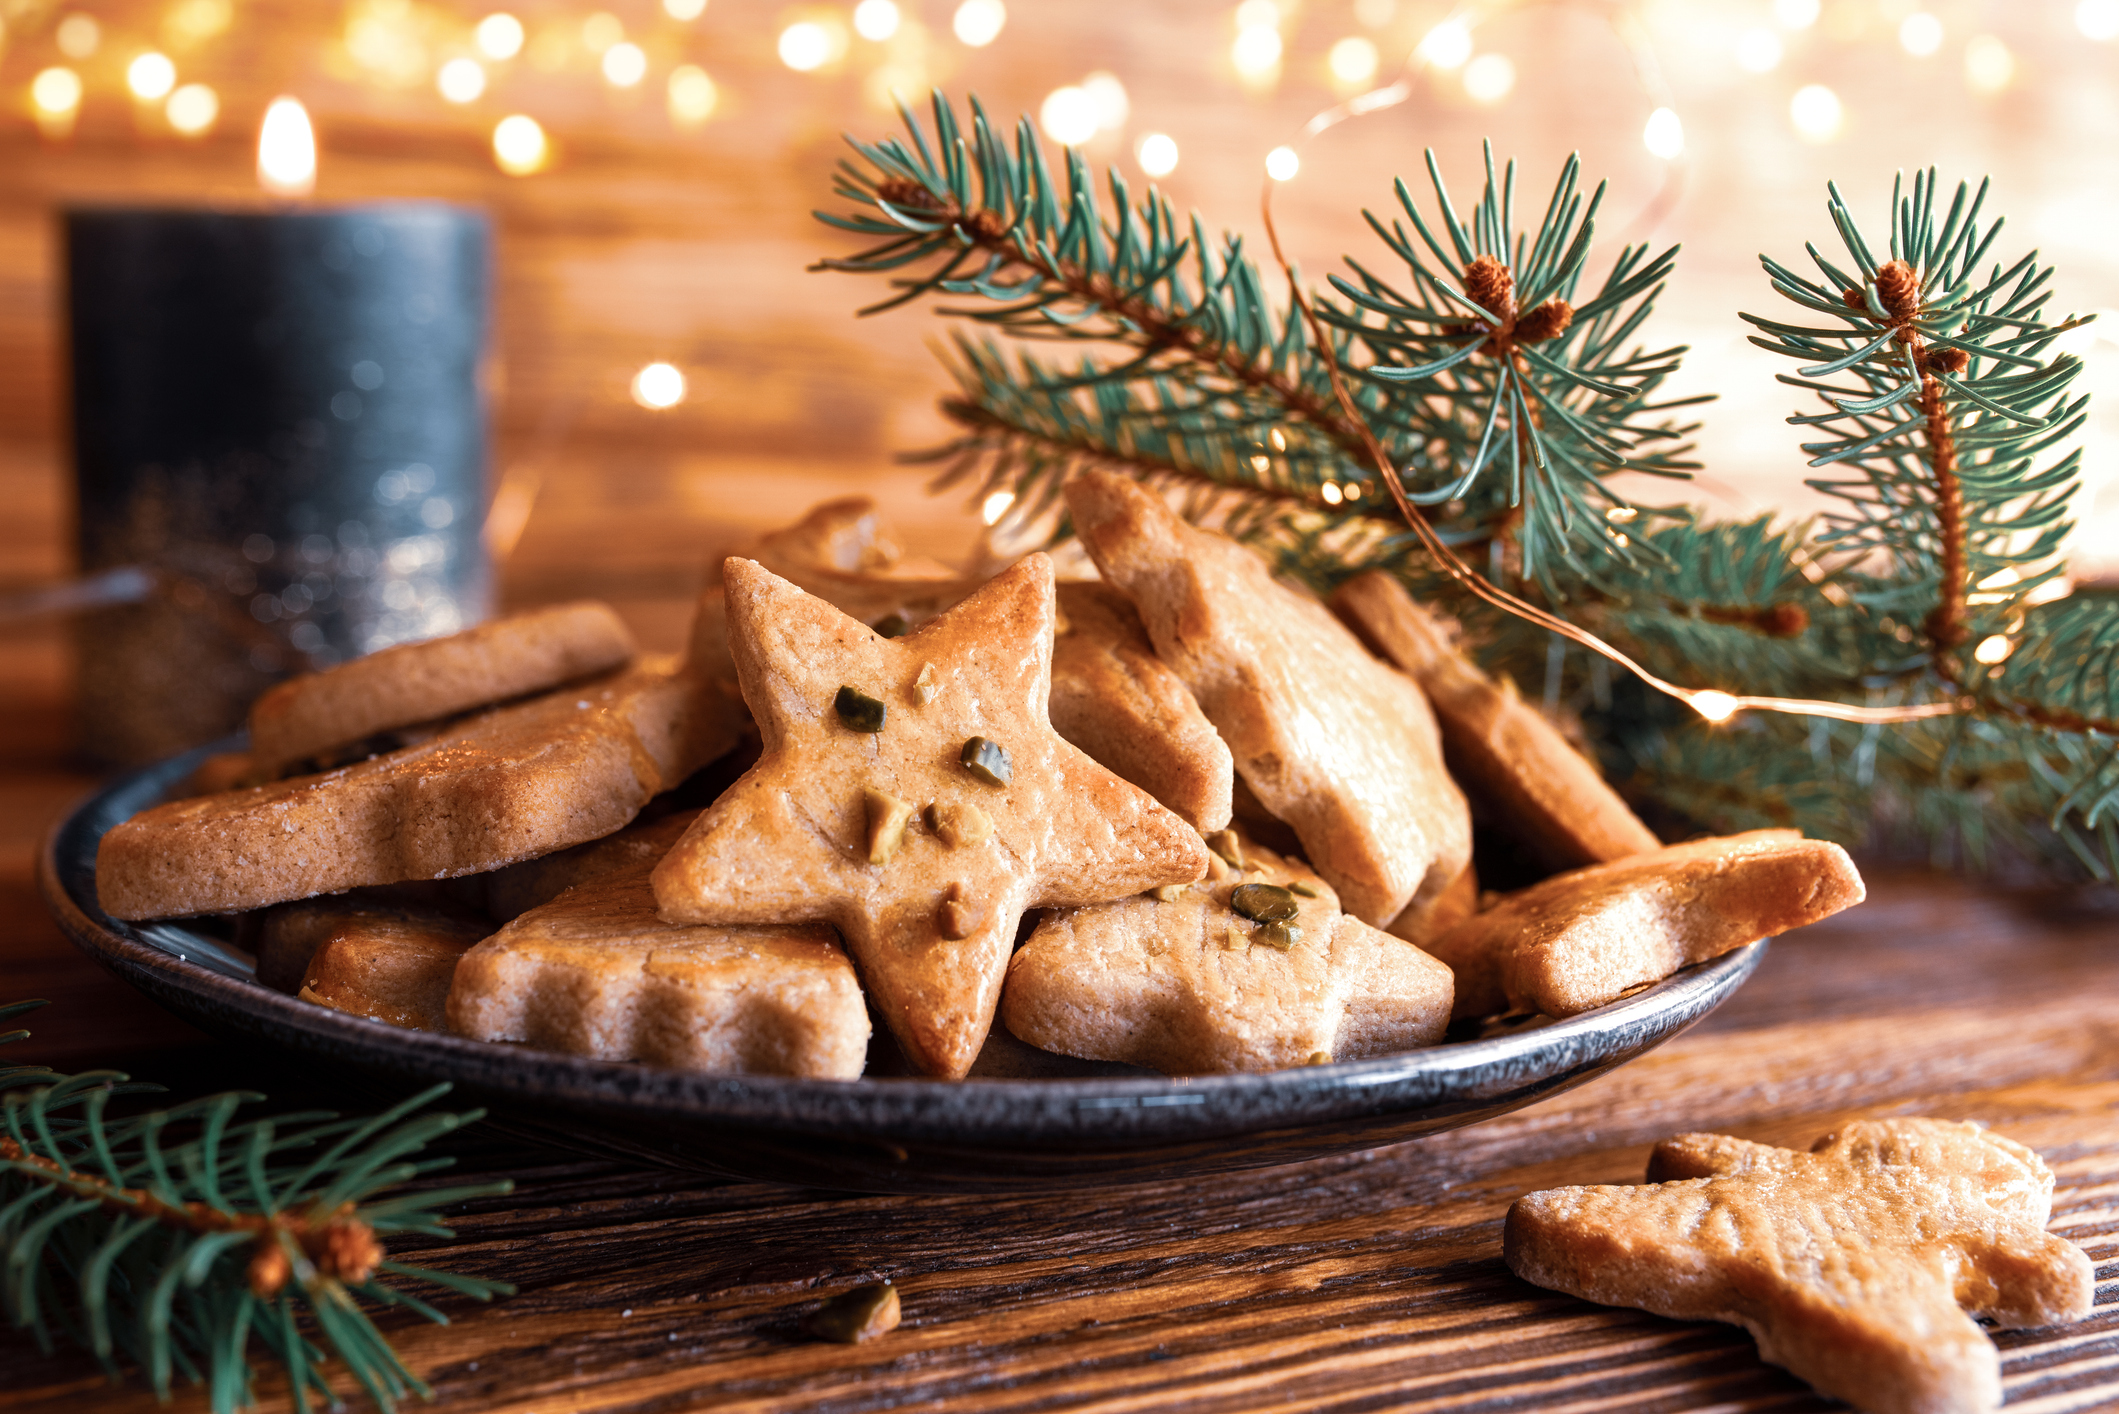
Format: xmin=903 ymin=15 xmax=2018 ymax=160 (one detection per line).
xmin=5 ymin=635 xmax=2119 ymax=1413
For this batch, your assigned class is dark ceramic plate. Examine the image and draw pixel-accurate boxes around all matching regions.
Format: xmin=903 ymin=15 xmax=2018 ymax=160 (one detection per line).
xmin=40 ymin=742 xmax=1765 ymax=1194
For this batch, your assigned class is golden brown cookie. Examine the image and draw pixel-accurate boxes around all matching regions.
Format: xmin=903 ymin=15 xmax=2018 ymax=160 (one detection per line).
xmin=1332 ymin=571 xmax=1660 ymax=870
xmin=1426 ymin=829 xmax=1864 ymax=1020
xmin=1064 ymin=470 xmax=1470 ymax=927
xmin=449 ymin=853 xmax=867 ymax=1079
xmin=737 ymin=496 xmax=973 ymax=628
xmin=1002 ymin=834 xmax=1453 ymax=1074
xmin=99 ymin=656 xmax=729 ymax=920
xmin=651 ymin=553 xmax=1209 ymax=1080
xmin=295 ymin=904 xmax=491 ymax=1032
xmin=246 ymin=886 xmax=468 ymax=992
xmin=481 ymin=810 xmax=701 ymax=923
xmin=1505 ymin=1118 xmax=2096 ymax=1414
xmin=1388 ymin=858 xmax=1478 ymax=946
xmin=1048 ymin=581 xmax=1233 ymax=832
xmin=247 ymin=601 xmax=637 ymax=776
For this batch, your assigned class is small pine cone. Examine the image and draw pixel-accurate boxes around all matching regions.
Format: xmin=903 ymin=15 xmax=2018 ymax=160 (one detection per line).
xmin=874 ymin=178 xmax=945 ymax=211
xmin=1924 ymin=346 xmax=1970 ymax=376
xmin=966 ymin=209 xmax=1010 ymax=241
xmin=1842 ymin=287 xmax=1867 ymax=311
xmin=1461 ymin=255 xmax=1515 ymax=319
xmin=248 ymin=1241 xmax=291 ymax=1299
xmin=313 ymin=1220 xmax=385 ymax=1285
xmin=1515 ymin=299 xmax=1574 ymax=344
xmin=1874 ymin=259 xmax=1920 ymax=320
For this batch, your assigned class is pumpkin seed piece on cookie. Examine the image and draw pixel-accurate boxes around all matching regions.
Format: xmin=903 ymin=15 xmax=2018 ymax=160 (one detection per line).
xmin=649 ymin=552 xmax=1210 ymax=1080
xmin=450 ymin=850 xmax=867 ymax=1078
xmin=1426 ymin=828 xmax=1865 ymax=1021
xmin=1000 ymin=832 xmax=1453 ymax=1075
xmin=1049 ymin=580 xmax=1234 ymax=833
xmin=1063 ymin=470 xmax=1470 ymax=929
xmin=1506 ymin=1118 xmax=2095 ymax=1414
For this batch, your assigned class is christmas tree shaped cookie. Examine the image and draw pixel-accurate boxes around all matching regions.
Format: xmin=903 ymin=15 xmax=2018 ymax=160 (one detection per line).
xmin=651 ymin=552 xmax=1209 ymax=1079
xmin=1507 ymin=1119 xmax=2095 ymax=1414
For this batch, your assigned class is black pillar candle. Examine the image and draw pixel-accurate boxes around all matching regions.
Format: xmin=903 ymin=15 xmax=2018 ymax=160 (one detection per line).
xmin=66 ymin=204 xmax=492 ymax=765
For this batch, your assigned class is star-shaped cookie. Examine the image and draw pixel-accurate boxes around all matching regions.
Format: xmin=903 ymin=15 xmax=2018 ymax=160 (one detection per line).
xmin=650 ymin=552 xmax=1209 ymax=1079
xmin=1506 ymin=1118 xmax=2096 ymax=1414
xmin=1002 ymin=832 xmax=1453 ymax=1074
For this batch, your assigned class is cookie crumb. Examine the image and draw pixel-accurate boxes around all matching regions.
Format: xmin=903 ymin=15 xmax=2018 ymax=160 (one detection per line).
xmin=912 ymin=662 xmax=940 ymax=704
xmin=938 ymin=883 xmax=981 ymax=940
xmin=925 ymin=800 xmax=993 ymax=849
xmin=1149 ymin=883 xmax=1185 ymax=902
xmin=806 ymin=1282 xmax=901 ymax=1344
xmin=1203 ymin=829 xmax=1245 ymax=871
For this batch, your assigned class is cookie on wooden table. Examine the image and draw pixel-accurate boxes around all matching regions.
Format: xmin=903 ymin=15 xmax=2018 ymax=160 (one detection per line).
xmin=1002 ymin=832 xmax=1453 ymax=1074
xmin=1426 ymin=829 xmax=1864 ymax=1020
xmin=295 ymin=904 xmax=492 ymax=1032
xmin=1048 ymin=581 xmax=1234 ymax=833
xmin=98 ymin=655 xmax=730 ymax=921
xmin=651 ymin=553 xmax=1209 ymax=1080
xmin=247 ymin=601 xmax=637 ymax=777
xmin=1063 ymin=470 xmax=1470 ymax=928
xmin=738 ymin=496 xmax=973 ymax=629
xmin=449 ymin=853 xmax=868 ymax=1078
xmin=1331 ymin=571 xmax=1660 ymax=871
xmin=1505 ymin=1118 xmax=2096 ymax=1414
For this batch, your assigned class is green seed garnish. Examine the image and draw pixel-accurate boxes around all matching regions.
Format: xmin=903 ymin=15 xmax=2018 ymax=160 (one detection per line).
xmin=873 ymin=612 xmax=910 ymax=639
xmin=1230 ymin=882 xmax=1298 ymax=922
xmin=835 ymin=685 xmax=887 ymax=733
xmin=1288 ymin=881 xmax=1321 ymax=898
xmin=1254 ymin=920 xmax=1302 ymax=950
xmin=960 ymin=736 xmax=1012 ymax=786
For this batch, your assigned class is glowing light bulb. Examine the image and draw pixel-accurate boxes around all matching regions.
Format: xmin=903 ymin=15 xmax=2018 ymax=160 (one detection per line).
xmin=854 ymin=0 xmax=900 ymax=41
xmin=581 ymin=11 xmax=623 ymax=53
xmin=1136 ymin=131 xmax=1179 ymax=177
xmin=981 ymin=490 xmax=1015 ymax=525
xmin=1964 ymin=35 xmax=2014 ymax=93
xmin=1735 ymin=27 xmax=1782 ymax=72
xmin=492 ymin=113 xmax=548 ymax=175
xmin=1973 ymin=635 xmax=2014 ymax=665
xmin=1691 ymin=690 xmax=1739 ymax=723
xmin=1899 ymin=12 xmax=1942 ymax=56
xmin=1329 ymin=36 xmax=1379 ymax=86
xmin=56 ymin=14 xmax=100 ymax=59
xmin=437 ymin=57 xmax=486 ymax=103
xmin=1642 ymin=107 xmax=1684 ymax=160
xmin=1789 ymin=83 xmax=1842 ymax=141
xmin=2079 ymin=0 xmax=2119 ymax=39
xmin=779 ymin=22 xmax=833 ymax=71
xmin=1232 ymin=25 xmax=1283 ymax=78
xmin=1417 ymin=20 xmax=1472 ymax=70
xmin=1462 ymin=52 xmax=1514 ymax=103
xmin=257 ymin=97 xmax=317 ymax=197
xmin=953 ymin=0 xmax=1006 ymax=47
xmin=1040 ymin=86 xmax=1098 ymax=146
xmin=128 ymin=52 xmax=177 ymax=101
xmin=166 ymin=83 xmax=219 ymax=135
xmin=1265 ymin=145 xmax=1300 ymax=181
xmin=664 ymin=0 xmax=708 ymax=17
xmin=32 ymin=67 xmax=83 ymax=117
xmin=631 ymin=363 xmax=686 ymax=409
xmin=476 ymin=13 xmax=525 ymax=60
xmin=668 ymin=65 xmax=717 ymax=127
xmin=601 ymin=41 xmax=647 ymax=87
xmin=1773 ymin=0 xmax=1819 ymax=28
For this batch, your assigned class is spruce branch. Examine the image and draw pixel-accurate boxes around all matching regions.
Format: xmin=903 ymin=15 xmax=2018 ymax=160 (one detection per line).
xmin=0 ymin=999 xmax=514 ymax=1414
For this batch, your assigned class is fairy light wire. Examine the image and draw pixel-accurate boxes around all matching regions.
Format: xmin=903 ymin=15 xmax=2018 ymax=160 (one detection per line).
xmin=1254 ymin=11 xmax=1962 ymax=728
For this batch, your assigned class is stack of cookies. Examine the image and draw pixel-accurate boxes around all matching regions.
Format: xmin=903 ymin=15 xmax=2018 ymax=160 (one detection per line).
xmin=96 ymin=476 xmax=1865 ymax=1081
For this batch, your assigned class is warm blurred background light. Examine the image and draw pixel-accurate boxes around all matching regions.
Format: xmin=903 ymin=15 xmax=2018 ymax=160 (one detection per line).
xmin=2 ymin=0 xmax=2119 ymax=602
xmin=255 ymin=96 xmax=315 ymax=196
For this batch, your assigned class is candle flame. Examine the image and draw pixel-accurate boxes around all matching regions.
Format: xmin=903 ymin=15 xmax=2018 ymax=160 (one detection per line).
xmin=257 ymin=97 xmax=316 ymax=197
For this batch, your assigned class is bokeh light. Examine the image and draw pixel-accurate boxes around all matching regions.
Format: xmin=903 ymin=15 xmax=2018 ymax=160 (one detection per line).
xmin=1328 ymin=36 xmax=1379 ymax=87
xmin=854 ymin=0 xmax=901 ymax=42
xmin=581 ymin=12 xmax=624 ymax=54
xmin=953 ymin=0 xmax=1006 ymax=47
xmin=257 ymin=97 xmax=316 ymax=196
xmin=1265 ymin=145 xmax=1300 ymax=181
xmin=664 ymin=0 xmax=708 ymax=18
xmin=493 ymin=113 xmax=549 ymax=174
xmin=1232 ymin=25 xmax=1283 ymax=79
xmin=127 ymin=52 xmax=177 ymax=102
xmin=602 ymin=41 xmax=647 ymax=87
xmin=1773 ymin=0 xmax=1820 ymax=28
xmin=476 ymin=13 xmax=524 ymax=60
xmin=55 ymin=14 xmax=100 ymax=59
xmin=437 ymin=58 xmax=486 ymax=104
xmin=1735 ymin=28 xmax=1783 ymax=73
xmin=1789 ymin=83 xmax=1842 ymax=141
xmin=779 ymin=22 xmax=834 ymax=71
xmin=1898 ymin=13 xmax=1943 ymax=57
xmin=668 ymin=65 xmax=717 ymax=127
xmin=1643 ymin=107 xmax=1684 ymax=160
xmin=1417 ymin=20 xmax=1472 ymax=70
xmin=1040 ymin=86 xmax=1098 ymax=146
xmin=1083 ymin=71 xmax=1129 ymax=131
xmin=631 ymin=362 xmax=687 ymax=409
xmin=1964 ymin=34 xmax=2015 ymax=93
xmin=1462 ymin=53 xmax=1515 ymax=104
xmin=166 ymin=82 xmax=219 ymax=135
xmin=1137 ymin=132 xmax=1179 ymax=177
xmin=2078 ymin=0 xmax=2119 ymax=40
xmin=31 ymin=67 xmax=83 ymax=127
